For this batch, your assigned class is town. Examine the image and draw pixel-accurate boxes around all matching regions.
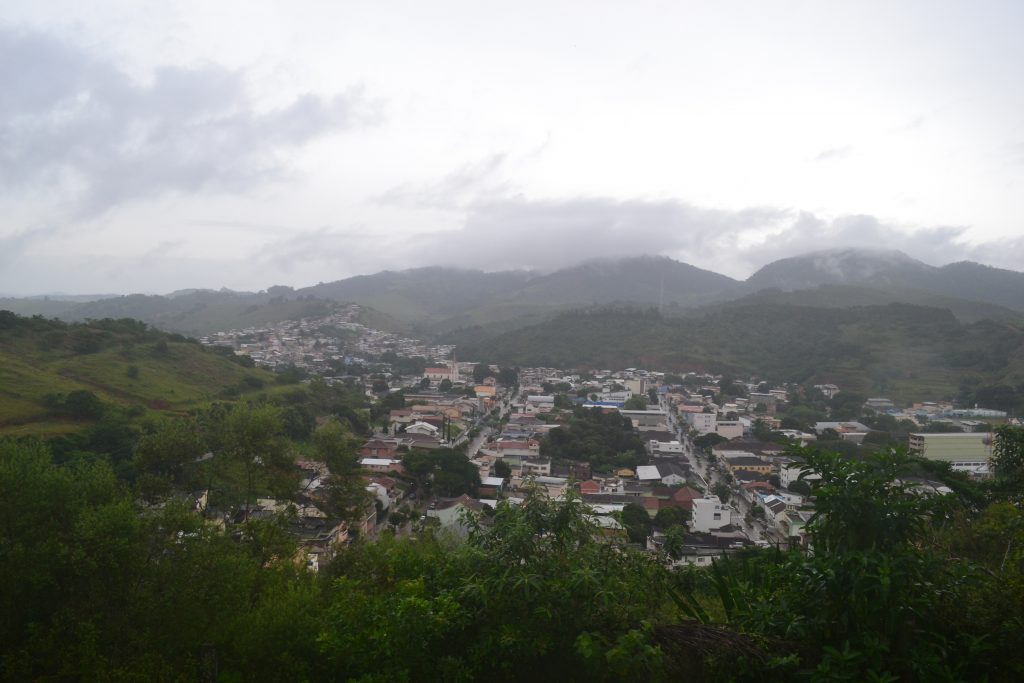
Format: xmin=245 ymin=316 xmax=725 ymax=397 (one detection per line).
xmin=198 ymin=313 xmax=1015 ymax=571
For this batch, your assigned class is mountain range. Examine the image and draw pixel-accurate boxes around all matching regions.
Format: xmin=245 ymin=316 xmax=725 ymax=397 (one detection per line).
xmin=4 ymin=248 xmax=1024 ymax=335
xmin=4 ymin=248 xmax=1024 ymax=403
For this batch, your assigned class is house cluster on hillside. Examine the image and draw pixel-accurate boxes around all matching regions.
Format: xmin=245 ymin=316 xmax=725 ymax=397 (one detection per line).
xmin=200 ymin=304 xmax=454 ymax=374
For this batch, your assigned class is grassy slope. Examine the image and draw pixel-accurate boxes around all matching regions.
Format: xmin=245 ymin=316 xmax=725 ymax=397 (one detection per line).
xmin=0 ymin=316 xmax=278 ymax=436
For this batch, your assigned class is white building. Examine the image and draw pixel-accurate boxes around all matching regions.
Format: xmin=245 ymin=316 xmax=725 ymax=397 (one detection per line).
xmin=692 ymin=496 xmax=733 ymax=533
xmin=405 ymin=421 xmax=440 ymax=436
xmin=636 ymin=465 xmax=662 ymax=482
xmin=686 ymin=412 xmax=717 ymax=434
xmin=649 ymin=439 xmax=685 ymax=455
xmin=716 ymin=420 xmax=744 ymax=440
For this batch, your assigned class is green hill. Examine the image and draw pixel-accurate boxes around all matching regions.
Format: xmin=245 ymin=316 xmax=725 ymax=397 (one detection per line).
xmin=297 ymin=267 xmax=534 ymax=322
xmin=456 ymin=303 xmax=1024 ymax=404
xmin=0 ymin=312 xmax=278 ymax=436
xmin=64 ymin=290 xmax=342 ymax=336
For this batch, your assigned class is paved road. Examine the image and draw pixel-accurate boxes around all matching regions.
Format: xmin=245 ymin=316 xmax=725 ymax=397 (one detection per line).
xmin=659 ymin=396 xmax=770 ymax=543
xmin=467 ymin=427 xmax=493 ymax=457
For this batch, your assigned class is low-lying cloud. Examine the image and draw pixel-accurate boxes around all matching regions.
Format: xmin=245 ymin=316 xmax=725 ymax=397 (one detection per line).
xmin=256 ymin=194 xmax=1024 ymax=285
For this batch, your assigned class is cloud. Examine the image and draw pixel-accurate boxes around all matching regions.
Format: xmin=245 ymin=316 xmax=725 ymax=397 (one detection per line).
xmin=814 ymin=146 xmax=852 ymax=162
xmin=10 ymin=190 xmax=1023 ymax=295
xmin=0 ymin=223 xmax=62 ymax=266
xmin=1007 ymin=141 xmax=1024 ymax=166
xmin=375 ymin=153 xmax=511 ymax=210
xmin=0 ymin=25 xmax=380 ymax=216
xmin=252 ymin=225 xmax=384 ymax=276
xmin=395 ymin=198 xmax=1024 ymax=279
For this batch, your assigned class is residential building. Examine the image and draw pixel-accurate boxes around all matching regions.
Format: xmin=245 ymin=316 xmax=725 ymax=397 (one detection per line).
xmin=657 ymin=462 xmax=689 ymax=486
xmin=359 ymin=458 xmax=405 ymax=475
xmin=722 ymin=453 xmax=772 ymax=475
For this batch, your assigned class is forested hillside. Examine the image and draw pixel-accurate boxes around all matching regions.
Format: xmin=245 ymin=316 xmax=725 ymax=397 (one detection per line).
xmin=457 ymin=303 xmax=1024 ymax=405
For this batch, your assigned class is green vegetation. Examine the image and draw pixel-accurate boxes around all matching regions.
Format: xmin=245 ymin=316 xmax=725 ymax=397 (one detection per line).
xmin=0 ymin=312 xmax=280 ymax=435
xmin=5 ymin=430 xmax=1024 ymax=680
xmin=541 ymin=406 xmax=648 ymax=472
xmin=402 ymin=448 xmax=480 ymax=497
xmin=459 ymin=304 xmax=1024 ymax=405
xmin=624 ymin=394 xmax=648 ymax=410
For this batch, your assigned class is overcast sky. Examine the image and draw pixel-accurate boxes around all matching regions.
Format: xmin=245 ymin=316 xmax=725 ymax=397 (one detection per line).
xmin=2 ymin=1 xmax=1023 ymax=295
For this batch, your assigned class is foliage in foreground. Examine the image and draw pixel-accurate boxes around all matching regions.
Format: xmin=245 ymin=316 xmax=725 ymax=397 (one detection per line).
xmin=3 ymin=429 xmax=1024 ymax=681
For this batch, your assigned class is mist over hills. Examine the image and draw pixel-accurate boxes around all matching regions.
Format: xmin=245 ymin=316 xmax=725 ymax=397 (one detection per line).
xmin=4 ymin=249 xmax=1023 ymax=338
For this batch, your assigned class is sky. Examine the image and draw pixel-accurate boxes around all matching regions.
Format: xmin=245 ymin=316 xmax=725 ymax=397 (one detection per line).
xmin=2 ymin=0 xmax=1023 ymax=295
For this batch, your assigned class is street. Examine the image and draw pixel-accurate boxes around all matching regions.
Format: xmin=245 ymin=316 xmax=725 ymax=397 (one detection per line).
xmin=661 ymin=395 xmax=770 ymax=544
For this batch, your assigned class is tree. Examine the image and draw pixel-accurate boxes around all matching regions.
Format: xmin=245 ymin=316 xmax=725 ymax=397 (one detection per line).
xmin=711 ymin=482 xmax=732 ymax=503
xmin=662 ymin=525 xmax=687 ymax=560
xmin=431 ymin=450 xmax=480 ymax=497
xmin=62 ymin=390 xmax=106 ymax=420
xmin=818 ymin=427 xmax=840 ymax=441
xmin=624 ymin=395 xmax=648 ymax=410
xmin=133 ymin=417 xmax=207 ymax=499
xmin=218 ymin=403 xmax=291 ymax=515
xmin=787 ymin=478 xmax=812 ymax=495
xmin=620 ymin=502 xmax=652 ymax=543
xmin=991 ymin=425 xmax=1024 ymax=486
xmin=497 ymin=366 xmax=518 ymax=387
xmin=312 ymin=419 xmax=359 ymax=474
xmin=419 ymin=377 xmax=431 ymax=390
xmin=553 ymin=393 xmax=574 ymax=409
xmin=541 ymin=407 xmax=647 ymax=472
xmin=693 ymin=433 xmax=727 ymax=451
xmin=439 ymin=378 xmax=452 ymax=392
xmin=752 ymin=418 xmax=773 ymax=441
xmin=322 ymin=487 xmax=672 ymax=681
xmin=401 ymin=450 xmax=435 ymax=493
xmin=473 ymin=363 xmax=494 ymax=383
xmin=492 ymin=459 xmax=511 ymax=479
xmin=829 ymin=391 xmax=865 ymax=420
xmin=654 ymin=506 xmax=689 ymax=529
xmin=311 ymin=420 xmax=370 ymax=523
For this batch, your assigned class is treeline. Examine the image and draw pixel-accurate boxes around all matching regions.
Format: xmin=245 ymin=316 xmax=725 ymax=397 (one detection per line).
xmin=0 ymin=311 xmax=222 ymax=358
xmin=3 ymin=430 xmax=1024 ymax=680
